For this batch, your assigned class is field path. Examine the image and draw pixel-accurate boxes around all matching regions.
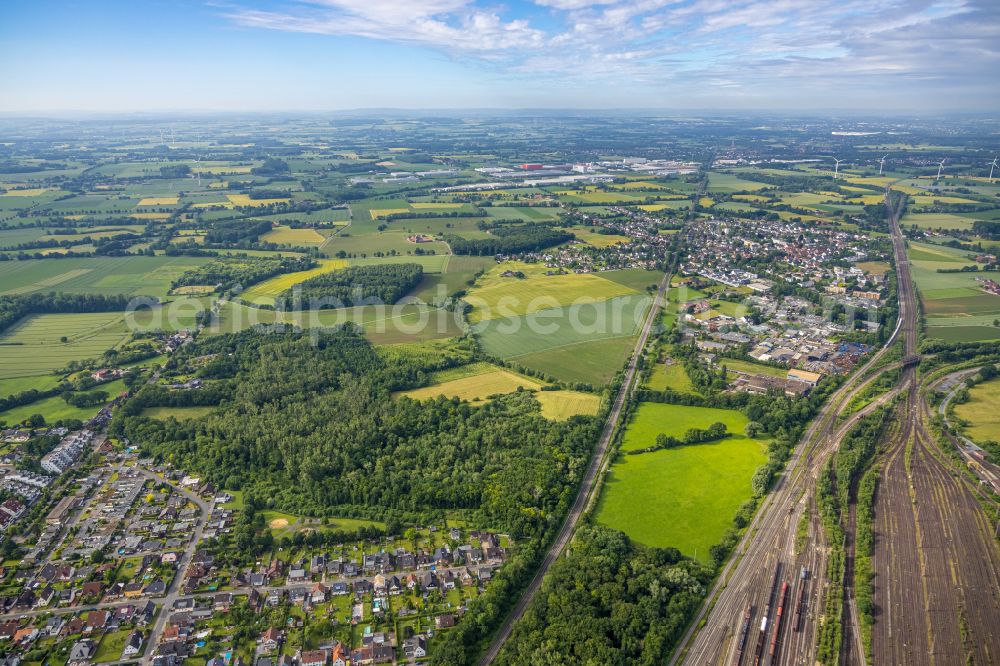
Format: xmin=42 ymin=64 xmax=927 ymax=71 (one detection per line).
xmin=476 ymin=269 xmax=670 ymax=665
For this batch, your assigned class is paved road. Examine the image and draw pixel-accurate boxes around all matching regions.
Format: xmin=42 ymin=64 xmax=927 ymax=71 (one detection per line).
xmin=139 ymin=469 xmax=212 ymax=662
xmin=476 ymin=269 xmax=671 ymax=665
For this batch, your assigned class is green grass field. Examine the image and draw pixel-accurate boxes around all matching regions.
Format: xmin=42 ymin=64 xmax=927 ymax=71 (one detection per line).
xmin=259 ymin=225 xmax=328 ymax=246
xmin=954 ymin=377 xmax=1000 ymax=442
xmin=908 ymin=241 xmax=1000 ymax=341
xmin=515 ymin=336 xmax=638 ymax=386
xmin=238 ymin=259 xmax=349 ymax=304
xmin=536 ymin=390 xmax=601 ymax=420
xmin=645 ymin=360 xmax=694 ymax=392
xmin=0 ymin=312 xmax=131 ymax=378
xmin=0 ymin=255 xmax=210 ymax=298
xmin=212 ymin=301 xmax=463 ymax=345
xmin=595 ymin=402 xmax=767 ymax=561
xmin=0 ymin=379 xmax=126 ymax=425
xmin=901 ymin=212 xmax=976 ymax=231
xmin=722 ymin=358 xmax=788 ymax=379
xmin=141 ymin=406 xmax=214 ymax=421
xmin=476 ymin=294 xmax=648 ymax=359
xmin=466 ymin=261 xmax=640 ymax=323
xmin=397 ymin=363 xmax=544 ymax=402
xmin=707 ymin=172 xmax=770 ymax=193
xmin=618 ymin=402 xmax=756 ymax=452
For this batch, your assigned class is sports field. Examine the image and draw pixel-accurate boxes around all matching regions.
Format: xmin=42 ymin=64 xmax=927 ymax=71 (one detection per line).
xmin=0 ymin=312 xmax=131 ymax=378
xmin=954 ymin=378 xmax=1000 ymax=443
xmin=595 ymin=402 xmax=767 ymax=561
xmin=397 ymin=362 xmax=544 ymax=402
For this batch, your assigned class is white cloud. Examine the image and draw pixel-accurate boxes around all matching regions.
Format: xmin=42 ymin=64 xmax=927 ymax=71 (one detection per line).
xmin=222 ymin=0 xmax=1000 ymax=107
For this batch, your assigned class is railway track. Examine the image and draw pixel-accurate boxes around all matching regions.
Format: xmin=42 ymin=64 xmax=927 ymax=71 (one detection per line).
xmin=671 ymin=189 xmax=915 ymax=666
xmin=476 ymin=269 xmax=671 ymax=665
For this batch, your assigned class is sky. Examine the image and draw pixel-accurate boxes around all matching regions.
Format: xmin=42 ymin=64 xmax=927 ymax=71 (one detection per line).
xmin=0 ymin=0 xmax=997 ymax=113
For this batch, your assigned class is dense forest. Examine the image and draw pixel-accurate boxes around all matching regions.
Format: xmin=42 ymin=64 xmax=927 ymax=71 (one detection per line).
xmin=277 ymin=263 xmax=423 ymax=308
xmin=172 ymin=255 xmax=314 ymax=292
xmin=491 ymin=526 xmax=710 ymax=666
xmin=0 ymin=292 xmax=134 ymax=334
xmin=448 ymin=224 xmax=574 ymax=256
xmin=111 ymin=328 xmax=600 ymax=538
xmin=204 ymin=219 xmax=274 ymax=245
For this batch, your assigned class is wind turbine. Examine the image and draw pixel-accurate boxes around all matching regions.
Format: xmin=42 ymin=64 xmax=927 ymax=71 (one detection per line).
xmin=832 ymin=157 xmax=842 ymax=179
xmin=935 ymin=159 xmax=945 ymax=182
xmin=879 ymin=155 xmax=888 ymax=176
xmin=989 ymin=156 xmax=998 ymax=184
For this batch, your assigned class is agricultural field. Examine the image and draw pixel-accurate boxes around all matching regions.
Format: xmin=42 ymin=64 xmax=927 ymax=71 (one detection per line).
xmin=0 ymin=312 xmax=131 ymax=378
xmin=514 ymin=336 xmax=638 ymax=386
xmin=953 ymin=377 xmax=1000 ymax=443
xmin=901 ymin=212 xmax=977 ymax=231
xmin=259 ymin=225 xmax=328 ymax=246
xmin=569 ymin=226 xmax=630 ymax=247
xmin=536 ymin=390 xmax=601 ymax=420
xmin=0 ymin=256 xmax=210 ymax=298
xmin=595 ymin=402 xmax=767 ymax=561
xmin=465 ymin=261 xmax=640 ymax=323
xmin=908 ymin=241 xmax=1000 ymax=341
xmin=397 ymin=362 xmax=544 ymax=403
xmin=0 ymin=379 xmax=127 ymax=425
xmin=238 ymin=259 xmax=349 ymax=304
xmin=211 ymin=301 xmax=463 ymax=344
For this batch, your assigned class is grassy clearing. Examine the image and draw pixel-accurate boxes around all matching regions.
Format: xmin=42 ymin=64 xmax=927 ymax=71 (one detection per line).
xmin=954 ymin=377 xmax=1000 ymax=442
xmin=856 ymin=261 xmax=890 ymax=275
xmin=645 ymin=360 xmax=694 ymax=392
xmin=141 ymin=406 xmax=214 ymax=421
xmin=398 ymin=364 xmax=544 ymax=403
xmin=595 ymin=402 xmax=767 ymax=561
xmin=536 ymin=390 xmax=600 ymax=420
xmin=722 ymin=358 xmax=788 ymax=379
